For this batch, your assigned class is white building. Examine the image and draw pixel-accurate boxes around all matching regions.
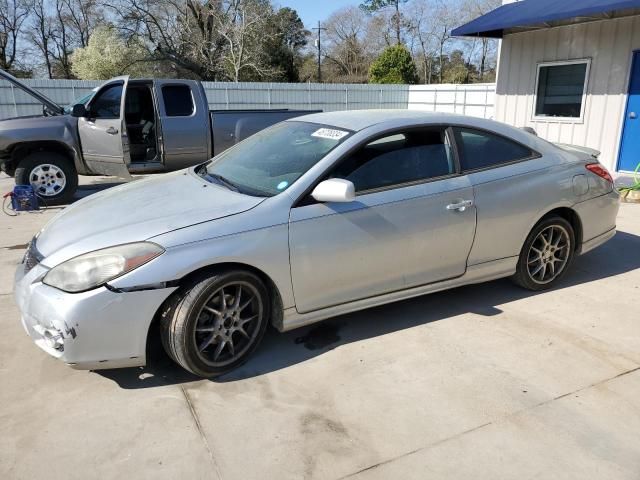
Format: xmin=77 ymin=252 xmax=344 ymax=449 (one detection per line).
xmin=453 ymin=0 xmax=640 ymax=174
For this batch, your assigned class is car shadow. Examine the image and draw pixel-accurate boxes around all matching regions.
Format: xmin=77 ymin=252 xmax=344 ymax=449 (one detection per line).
xmin=96 ymin=229 xmax=640 ymax=389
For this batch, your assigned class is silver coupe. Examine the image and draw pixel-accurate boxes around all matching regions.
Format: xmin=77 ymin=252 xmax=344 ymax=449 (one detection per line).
xmin=14 ymin=111 xmax=620 ymax=377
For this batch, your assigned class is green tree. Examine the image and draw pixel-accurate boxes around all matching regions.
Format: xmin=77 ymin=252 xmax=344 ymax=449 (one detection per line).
xmin=70 ymin=26 xmax=147 ymax=79
xmin=360 ymin=0 xmax=408 ymax=45
xmin=264 ymin=7 xmax=308 ymax=82
xmin=369 ymin=44 xmax=417 ymax=84
xmin=441 ymin=49 xmax=480 ymax=83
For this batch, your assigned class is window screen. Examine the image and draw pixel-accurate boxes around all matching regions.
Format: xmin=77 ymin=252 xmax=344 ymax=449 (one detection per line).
xmin=453 ymin=127 xmax=533 ymax=171
xmin=330 ymin=128 xmax=454 ymax=192
xmin=535 ymin=62 xmax=588 ymax=118
xmin=162 ymin=85 xmax=194 ymax=116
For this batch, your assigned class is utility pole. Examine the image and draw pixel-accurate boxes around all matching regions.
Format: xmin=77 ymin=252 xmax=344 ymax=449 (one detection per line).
xmin=312 ymin=21 xmax=326 ymax=83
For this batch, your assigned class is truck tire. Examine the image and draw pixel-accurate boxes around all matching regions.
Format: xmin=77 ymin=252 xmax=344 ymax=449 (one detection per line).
xmin=14 ymin=151 xmax=78 ymax=205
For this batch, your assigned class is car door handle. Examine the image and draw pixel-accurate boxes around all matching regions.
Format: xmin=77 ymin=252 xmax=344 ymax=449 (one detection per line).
xmin=105 ymin=126 xmax=119 ymax=135
xmin=630 ymin=112 xmax=637 ymax=119
xmin=446 ymin=200 xmax=473 ymax=212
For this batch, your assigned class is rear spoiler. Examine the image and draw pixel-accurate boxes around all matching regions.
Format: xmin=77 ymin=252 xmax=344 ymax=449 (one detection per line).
xmin=518 ymin=127 xmax=600 ymax=159
xmin=554 ymin=143 xmax=601 ymax=159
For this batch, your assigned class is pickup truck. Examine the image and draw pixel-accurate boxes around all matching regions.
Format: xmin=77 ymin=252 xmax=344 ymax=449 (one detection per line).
xmin=0 ymin=70 xmax=318 ymax=202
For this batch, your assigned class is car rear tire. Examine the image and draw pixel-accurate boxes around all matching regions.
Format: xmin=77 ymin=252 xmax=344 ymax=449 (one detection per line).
xmin=512 ymin=216 xmax=575 ymax=291
xmin=160 ymin=270 xmax=269 ymax=378
xmin=14 ymin=151 xmax=78 ymax=205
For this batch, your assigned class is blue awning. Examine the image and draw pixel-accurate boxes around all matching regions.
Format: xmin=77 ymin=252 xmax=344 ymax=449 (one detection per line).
xmin=452 ymin=0 xmax=640 ymax=38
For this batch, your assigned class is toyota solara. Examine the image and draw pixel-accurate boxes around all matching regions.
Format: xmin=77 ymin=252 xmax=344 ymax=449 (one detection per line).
xmin=14 ymin=111 xmax=619 ymax=377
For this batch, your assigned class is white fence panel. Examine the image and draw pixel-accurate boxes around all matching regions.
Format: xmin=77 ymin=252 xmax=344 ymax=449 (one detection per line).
xmin=407 ymin=84 xmax=496 ymax=119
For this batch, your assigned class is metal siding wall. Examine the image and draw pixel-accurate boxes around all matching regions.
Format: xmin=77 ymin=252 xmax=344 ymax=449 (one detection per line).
xmin=201 ymin=82 xmax=410 ymax=111
xmin=495 ymin=15 xmax=640 ymax=171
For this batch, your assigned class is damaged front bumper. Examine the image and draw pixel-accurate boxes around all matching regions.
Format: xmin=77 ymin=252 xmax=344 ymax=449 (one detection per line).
xmin=14 ymin=261 xmax=176 ymax=370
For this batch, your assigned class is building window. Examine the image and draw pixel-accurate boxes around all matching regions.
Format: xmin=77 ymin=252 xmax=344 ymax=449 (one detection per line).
xmin=534 ymin=60 xmax=590 ymax=119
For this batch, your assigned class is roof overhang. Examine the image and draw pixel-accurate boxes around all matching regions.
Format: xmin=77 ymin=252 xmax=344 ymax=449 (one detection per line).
xmin=452 ymin=0 xmax=640 ymax=38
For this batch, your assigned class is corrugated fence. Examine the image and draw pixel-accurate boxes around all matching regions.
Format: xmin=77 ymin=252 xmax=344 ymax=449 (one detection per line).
xmin=0 ymin=79 xmax=495 ymax=119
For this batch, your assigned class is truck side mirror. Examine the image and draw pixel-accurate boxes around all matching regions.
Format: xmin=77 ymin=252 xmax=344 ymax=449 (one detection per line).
xmin=71 ymin=103 xmax=87 ymax=117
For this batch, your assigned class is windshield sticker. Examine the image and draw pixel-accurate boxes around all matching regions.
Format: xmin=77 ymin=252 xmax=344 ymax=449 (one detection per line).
xmin=311 ymin=128 xmax=349 ymax=141
xmin=277 ymin=181 xmax=289 ymax=190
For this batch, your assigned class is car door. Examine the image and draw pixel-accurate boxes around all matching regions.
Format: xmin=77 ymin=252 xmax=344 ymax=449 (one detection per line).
xmin=78 ymin=76 xmax=131 ymax=177
xmin=451 ymin=126 xmax=550 ymax=266
xmin=289 ymin=127 xmax=477 ymax=314
xmin=153 ymin=80 xmax=211 ymax=170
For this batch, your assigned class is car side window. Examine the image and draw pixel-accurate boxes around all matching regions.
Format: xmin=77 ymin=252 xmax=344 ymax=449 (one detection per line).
xmin=162 ymin=85 xmax=194 ymax=117
xmin=329 ymin=128 xmax=454 ymax=193
xmin=453 ymin=127 xmax=534 ymax=171
xmin=89 ymin=83 xmax=123 ymax=119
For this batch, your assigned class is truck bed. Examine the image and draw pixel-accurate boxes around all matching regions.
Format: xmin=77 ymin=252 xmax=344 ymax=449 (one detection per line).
xmin=210 ymin=109 xmax=321 ymax=156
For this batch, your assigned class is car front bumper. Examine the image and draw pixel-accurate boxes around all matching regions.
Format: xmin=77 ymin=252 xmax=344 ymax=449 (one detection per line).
xmin=14 ymin=261 xmax=177 ymax=370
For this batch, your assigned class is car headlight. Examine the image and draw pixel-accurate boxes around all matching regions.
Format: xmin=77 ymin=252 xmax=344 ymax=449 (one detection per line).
xmin=43 ymin=242 xmax=164 ymax=293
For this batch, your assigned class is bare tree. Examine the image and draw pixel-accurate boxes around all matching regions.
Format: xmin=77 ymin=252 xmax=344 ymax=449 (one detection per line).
xmin=60 ymin=0 xmax=103 ymax=48
xmin=462 ymin=0 xmax=500 ymax=79
xmin=360 ymin=0 xmax=409 ymax=45
xmin=322 ymin=6 xmax=370 ymax=82
xmin=113 ymin=0 xmax=228 ymax=80
xmin=216 ymin=0 xmax=276 ymax=82
xmin=50 ymin=0 xmax=73 ymax=78
xmin=30 ymin=0 xmax=54 ymax=78
xmin=406 ymin=0 xmax=437 ymax=83
xmin=0 ymin=0 xmax=30 ymax=73
xmin=431 ymin=0 xmax=455 ymax=84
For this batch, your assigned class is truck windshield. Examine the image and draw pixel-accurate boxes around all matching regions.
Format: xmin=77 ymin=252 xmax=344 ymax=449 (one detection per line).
xmin=202 ymin=121 xmax=351 ymax=197
xmin=63 ymin=91 xmax=96 ymax=114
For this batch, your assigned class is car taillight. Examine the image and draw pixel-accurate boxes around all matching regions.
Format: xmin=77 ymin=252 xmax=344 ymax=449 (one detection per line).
xmin=585 ymin=163 xmax=613 ymax=183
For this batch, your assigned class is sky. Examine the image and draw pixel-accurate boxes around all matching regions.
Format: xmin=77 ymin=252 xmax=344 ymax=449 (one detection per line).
xmin=277 ymin=0 xmax=358 ymax=28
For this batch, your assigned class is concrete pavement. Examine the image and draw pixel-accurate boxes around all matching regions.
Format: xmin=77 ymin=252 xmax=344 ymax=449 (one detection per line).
xmin=1 ymin=173 xmax=639 ymax=479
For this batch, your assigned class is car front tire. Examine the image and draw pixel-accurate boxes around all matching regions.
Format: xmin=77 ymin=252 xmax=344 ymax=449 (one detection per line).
xmin=160 ymin=270 xmax=269 ymax=378
xmin=512 ymin=216 xmax=576 ymax=291
xmin=14 ymin=151 xmax=78 ymax=205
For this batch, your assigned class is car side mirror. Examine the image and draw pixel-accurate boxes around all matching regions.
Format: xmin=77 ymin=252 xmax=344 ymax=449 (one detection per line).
xmin=71 ymin=103 xmax=87 ymax=117
xmin=311 ymin=179 xmax=355 ymax=203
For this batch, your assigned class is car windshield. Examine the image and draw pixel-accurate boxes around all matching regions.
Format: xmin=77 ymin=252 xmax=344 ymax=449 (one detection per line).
xmin=63 ymin=91 xmax=96 ymax=114
xmin=201 ymin=121 xmax=351 ymax=197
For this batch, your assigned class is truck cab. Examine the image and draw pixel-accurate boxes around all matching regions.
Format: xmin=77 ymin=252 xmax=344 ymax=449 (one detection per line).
xmin=0 ymin=70 xmax=317 ymax=203
xmin=74 ymin=77 xmax=211 ymax=178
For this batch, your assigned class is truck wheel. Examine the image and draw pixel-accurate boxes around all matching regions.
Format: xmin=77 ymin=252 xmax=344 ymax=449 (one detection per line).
xmin=14 ymin=152 xmax=78 ymax=205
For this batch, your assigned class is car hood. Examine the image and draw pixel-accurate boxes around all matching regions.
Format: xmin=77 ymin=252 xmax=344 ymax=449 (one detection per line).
xmin=0 ymin=113 xmax=73 ymax=134
xmin=0 ymin=69 xmax=63 ymax=115
xmin=37 ymin=169 xmax=265 ymax=263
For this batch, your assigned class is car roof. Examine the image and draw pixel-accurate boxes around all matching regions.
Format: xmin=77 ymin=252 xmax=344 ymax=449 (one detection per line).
xmin=290 ymin=109 xmax=555 ymax=154
xmin=290 ymin=109 xmax=494 ymax=132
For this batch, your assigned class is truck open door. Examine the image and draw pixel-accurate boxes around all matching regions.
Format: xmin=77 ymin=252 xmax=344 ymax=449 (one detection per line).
xmin=77 ymin=76 xmax=132 ymax=178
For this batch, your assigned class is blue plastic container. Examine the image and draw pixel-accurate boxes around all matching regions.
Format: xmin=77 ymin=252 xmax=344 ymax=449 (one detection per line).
xmin=11 ymin=185 xmax=39 ymax=211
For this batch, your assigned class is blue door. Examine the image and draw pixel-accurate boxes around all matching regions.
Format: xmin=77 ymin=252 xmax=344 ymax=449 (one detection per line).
xmin=618 ymin=51 xmax=640 ymax=172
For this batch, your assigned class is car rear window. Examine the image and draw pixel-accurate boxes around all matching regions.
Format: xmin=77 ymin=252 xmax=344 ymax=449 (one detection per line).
xmin=453 ymin=127 xmax=534 ymax=171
